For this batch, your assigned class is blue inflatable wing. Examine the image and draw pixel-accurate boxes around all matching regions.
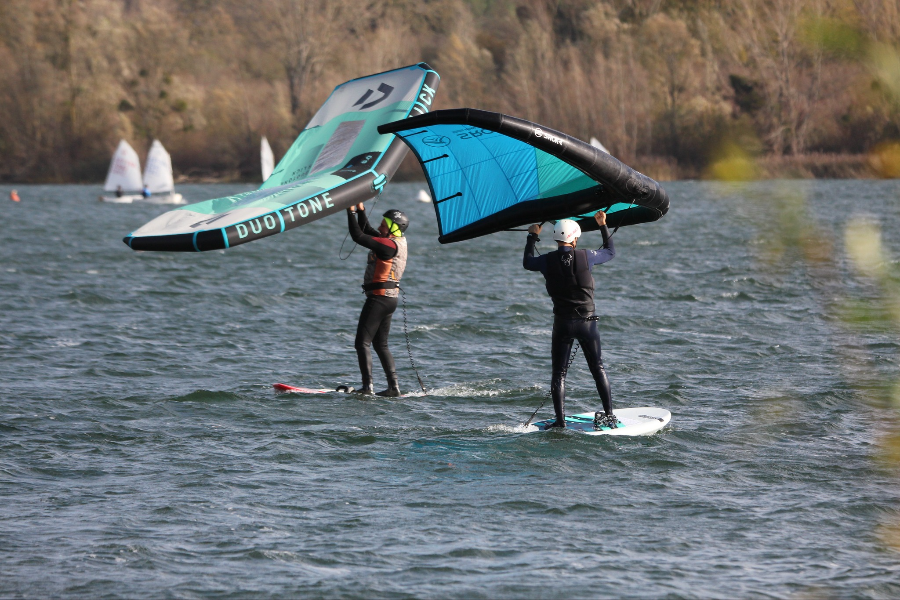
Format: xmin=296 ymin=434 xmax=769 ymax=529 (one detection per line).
xmin=378 ymin=108 xmax=669 ymax=243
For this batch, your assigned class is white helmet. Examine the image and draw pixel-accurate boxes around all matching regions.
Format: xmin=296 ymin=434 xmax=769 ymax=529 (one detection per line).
xmin=552 ymin=219 xmax=582 ymax=244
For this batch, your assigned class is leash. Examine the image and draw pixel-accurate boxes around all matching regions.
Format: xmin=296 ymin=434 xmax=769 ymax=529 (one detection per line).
xmin=522 ymin=340 xmax=580 ymax=427
xmin=399 ymin=285 xmax=428 ymax=395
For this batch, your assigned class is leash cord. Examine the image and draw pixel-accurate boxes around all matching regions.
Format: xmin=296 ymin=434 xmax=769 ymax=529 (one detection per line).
xmin=522 ymin=340 xmax=580 ymax=428
xmin=399 ymin=285 xmax=428 ymax=395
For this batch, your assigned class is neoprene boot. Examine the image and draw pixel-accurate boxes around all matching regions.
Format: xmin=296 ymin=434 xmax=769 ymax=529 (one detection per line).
xmin=354 ymin=383 xmax=374 ymax=395
xmin=376 ymin=373 xmax=401 ymax=397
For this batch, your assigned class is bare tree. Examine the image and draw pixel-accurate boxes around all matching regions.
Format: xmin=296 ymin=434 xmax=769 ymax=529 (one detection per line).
xmin=640 ymin=13 xmax=704 ymax=158
xmin=733 ymin=0 xmax=823 ymax=155
xmin=240 ymin=0 xmax=363 ymax=130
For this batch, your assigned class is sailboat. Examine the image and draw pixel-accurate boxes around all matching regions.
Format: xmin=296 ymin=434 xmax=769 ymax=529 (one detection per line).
xmin=99 ymin=140 xmax=143 ymax=203
xmin=141 ymin=140 xmax=183 ymax=204
xmin=261 ymin=136 xmax=274 ymax=182
xmin=99 ymin=139 xmax=184 ymax=204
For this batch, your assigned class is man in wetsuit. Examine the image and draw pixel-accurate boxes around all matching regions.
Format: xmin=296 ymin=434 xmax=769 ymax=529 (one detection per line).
xmin=523 ymin=212 xmax=619 ymax=430
xmin=346 ymin=202 xmax=409 ymax=397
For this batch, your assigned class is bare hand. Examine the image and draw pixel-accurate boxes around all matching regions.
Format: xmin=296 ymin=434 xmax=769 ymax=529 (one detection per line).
xmin=594 ymin=211 xmax=607 ymax=227
xmin=528 ymin=223 xmax=542 ymax=235
xmin=357 ymin=202 xmax=365 ymax=211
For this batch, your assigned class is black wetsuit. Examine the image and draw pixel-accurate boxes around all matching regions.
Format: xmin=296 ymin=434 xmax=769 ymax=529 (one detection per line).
xmin=523 ymin=227 xmax=616 ymax=423
xmin=347 ymin=210 xmax=400 ymax=391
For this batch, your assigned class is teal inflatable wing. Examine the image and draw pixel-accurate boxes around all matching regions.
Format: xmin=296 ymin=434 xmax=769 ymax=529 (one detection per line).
xmin=124 ymin=64 xmax=439 ymax=252
xmin=377 ymin=108 xmax=668 ymax=244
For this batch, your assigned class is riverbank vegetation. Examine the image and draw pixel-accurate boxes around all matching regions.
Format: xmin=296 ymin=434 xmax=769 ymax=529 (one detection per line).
xmin=0 ymin=0 xmax=898 ymax=182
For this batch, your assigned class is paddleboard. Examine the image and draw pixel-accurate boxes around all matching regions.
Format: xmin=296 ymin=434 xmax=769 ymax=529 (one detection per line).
xmin=273 ymin=383 xmax=333 ymax=394
xmin=529 ymin=407 xmax=670 ymax=436
xmin=272 ymin=383 xmax=409 ymax=397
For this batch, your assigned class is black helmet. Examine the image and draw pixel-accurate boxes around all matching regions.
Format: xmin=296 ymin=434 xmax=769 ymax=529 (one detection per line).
xmin=382 ymin=209 xmax=409 ymax=236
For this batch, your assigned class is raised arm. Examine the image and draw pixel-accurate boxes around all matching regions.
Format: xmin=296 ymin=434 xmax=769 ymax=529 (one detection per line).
xmin=586 ymin=211 xmax=615 ymax=267
xmin=523 ymin=223 xmax=545 ymax=272
xmin=347 ymin=206 xmax=397 ymax=260
xmin=357 ymin=206 xmax=380 ymax=237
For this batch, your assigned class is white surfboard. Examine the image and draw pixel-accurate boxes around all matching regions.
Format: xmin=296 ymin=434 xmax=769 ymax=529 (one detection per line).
xmin=528 ymin=407 xmax=670 ymax=436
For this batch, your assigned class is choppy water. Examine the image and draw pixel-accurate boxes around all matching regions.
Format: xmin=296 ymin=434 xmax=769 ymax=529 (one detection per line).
xmin=1 ymin=181 xmax=899 ymax=598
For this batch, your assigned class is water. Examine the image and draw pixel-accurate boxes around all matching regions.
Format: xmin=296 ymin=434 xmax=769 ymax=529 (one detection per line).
xmin=1 ymin=181 xmax=899 ymax=598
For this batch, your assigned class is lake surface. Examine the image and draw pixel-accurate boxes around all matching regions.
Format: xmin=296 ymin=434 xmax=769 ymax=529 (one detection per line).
xmin=1 ymin=181 xmax=899 ymax=598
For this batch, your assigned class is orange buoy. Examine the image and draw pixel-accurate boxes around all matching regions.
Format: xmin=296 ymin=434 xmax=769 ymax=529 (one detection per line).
xmin=9 ymin=190 xmax=20 ymax=202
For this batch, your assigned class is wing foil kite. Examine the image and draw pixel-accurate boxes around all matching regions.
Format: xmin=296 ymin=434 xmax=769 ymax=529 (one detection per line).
xmin=124 ymin=63 xmax=440 ymax=252
xmin=377 ymin=108 xmax=669 ymax=244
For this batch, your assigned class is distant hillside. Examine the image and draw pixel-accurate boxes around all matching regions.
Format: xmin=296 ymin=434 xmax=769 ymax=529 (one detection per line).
xmin=0 ymin=0 xmax=898 ymax=182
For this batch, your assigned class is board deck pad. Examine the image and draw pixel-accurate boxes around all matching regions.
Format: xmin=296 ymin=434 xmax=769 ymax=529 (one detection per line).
xmin=530 ymin=407 xmax=670 ymax=436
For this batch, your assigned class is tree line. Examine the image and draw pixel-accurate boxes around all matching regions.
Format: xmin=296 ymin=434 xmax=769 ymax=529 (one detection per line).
xmin=0 ymin=0 xmax=898 ymax=183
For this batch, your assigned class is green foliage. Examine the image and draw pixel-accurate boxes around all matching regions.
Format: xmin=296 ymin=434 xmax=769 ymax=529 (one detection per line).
xmin=801 ymin=17 xmax=867 ymax=59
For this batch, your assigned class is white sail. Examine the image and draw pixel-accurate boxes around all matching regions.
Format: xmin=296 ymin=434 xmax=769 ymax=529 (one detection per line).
xmin=143 ymin=139 xmax=175 ymax=193
xmin=590 ymin=137 xmax=610 ymax=155
xmin=103 ymin=140 xmax=142 ymax=192
xmin=416 ymin=189 xmax=431 ymax=203
xmin=261 ymin=136 xmax=274 ymax=182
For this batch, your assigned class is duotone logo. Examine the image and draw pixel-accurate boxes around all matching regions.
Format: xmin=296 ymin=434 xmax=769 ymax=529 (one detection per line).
xmin=423 ymin=135 xmax=451 ymax=147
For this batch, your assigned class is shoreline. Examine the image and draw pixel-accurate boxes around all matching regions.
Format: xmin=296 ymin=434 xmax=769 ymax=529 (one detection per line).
xmin=634 ymin=153 xmax=880 ymax=182
xmin=0 ymin=153 xmax=893 ymax=185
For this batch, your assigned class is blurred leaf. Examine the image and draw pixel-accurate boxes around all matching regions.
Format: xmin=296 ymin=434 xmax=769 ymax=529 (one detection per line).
xmin=845 ymin=218 xmax=886 ymax=278
xmin=801 ymin=17 xmax=866 ymax=59
xmin=707 ymin=143 xmax=758 ymax=181
xmin=868 ymin=142 xmax=900 ymax=178
xmin=833 ymin=298 xmax=895 ymax=332
xmin=879 ymin=515 xmax=900 ymax=552
xmin=877 ymin=427 xmax=900 ymax=469
xmin=869 ymin=43 xmax=900 ymax=105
